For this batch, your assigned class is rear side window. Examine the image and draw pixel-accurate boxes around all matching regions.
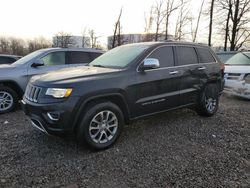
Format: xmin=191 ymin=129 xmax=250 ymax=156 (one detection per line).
xmin=197 ymin=48 xmax=215 ymax=63
xmin=67 ymin=51 xmax=91 ymax=64
xmin=0 ymin=57 xmax=16 ymax=64
xmin=177 ymin=46 xmax=198 ymax=66
xmin=41 ymin=52 xmax=65 ymax=66
xmin=148 ymin=46 xmax=174 ymax=67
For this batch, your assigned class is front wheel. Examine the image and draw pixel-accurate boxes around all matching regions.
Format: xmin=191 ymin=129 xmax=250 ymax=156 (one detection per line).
xmin=0 ymin=86 xmax=18 ymax=114
xmin=77 ymin=101 xmax=124 ymax=150
xmin=196 ymin=84 xmax=219 ymax=117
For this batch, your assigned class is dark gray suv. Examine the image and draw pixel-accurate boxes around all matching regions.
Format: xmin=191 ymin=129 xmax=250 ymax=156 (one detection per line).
xmin=0 ymin=48 xmax=104 ymax=114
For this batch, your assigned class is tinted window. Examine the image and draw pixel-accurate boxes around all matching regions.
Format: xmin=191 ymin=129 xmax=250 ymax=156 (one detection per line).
xmin=177 ymin=46 xmax=198 ymax=66
xmin=148 ymin=46 xmax=174 ymax=67
xmin=90 ymin=52 xmax=102 ymax=61
xmin=0 ymin=57 xmax=16 ymax=64
xmin=197 ymin=48 xmax=215 ymax=63
xmin=41 ymin=52 xmax=65 ymax=66
xmin=68 ymin=51 xmax=91 ymax=64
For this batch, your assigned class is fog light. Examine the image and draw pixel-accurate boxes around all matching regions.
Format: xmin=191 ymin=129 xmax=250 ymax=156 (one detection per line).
xmin=47 ymin=112 xmax=60 ymax=121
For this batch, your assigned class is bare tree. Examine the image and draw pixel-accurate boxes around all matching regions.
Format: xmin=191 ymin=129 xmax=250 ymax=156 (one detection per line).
xmin=192 ymin=0 xmax=205 ymax=42
xmin=9 ymin=38 xmax=25 ymax=55
xmin=208 ymin=0 xmax=215 ymax=46
xmin=88 ymin=29 xmax=100 ymax=48
xmin=53 ymin=32 xmax=75 ymax=48
xmin=0 ymin=37 xmax=10 ymax=54
xmin=219 ymin=0 xmax=250 ymax=51
xmin=153 ymin=0 xmax=166 ymax=41
xmin=164 ymin=0 xmax=181 ymax=40
xmin=81 ymin=28 xmax=90 ymax=48
xmin=28 ymin=37 xmax=52 ymax=52
xmin=175 ymin=0 xmax=190 ymax=41
xmin=112 ymin=8 xmax=123 ymax=48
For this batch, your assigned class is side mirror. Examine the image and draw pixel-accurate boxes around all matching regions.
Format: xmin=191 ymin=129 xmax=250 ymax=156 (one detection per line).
xmin=140 ymin=58 xmax=160 ymax=71
xmin=31 ymin=59 xmax=44 ymax=68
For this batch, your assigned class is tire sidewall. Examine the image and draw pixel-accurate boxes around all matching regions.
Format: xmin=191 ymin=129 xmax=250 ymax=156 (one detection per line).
xmin=0 ymin=86 xmax=18 ymax=114
xmin=77 ymin=102 xmax=124 ymax=150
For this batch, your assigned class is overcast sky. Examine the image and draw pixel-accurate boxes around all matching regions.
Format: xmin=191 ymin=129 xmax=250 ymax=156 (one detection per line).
xmin=1 ymin=0 xmax=205 ymax=45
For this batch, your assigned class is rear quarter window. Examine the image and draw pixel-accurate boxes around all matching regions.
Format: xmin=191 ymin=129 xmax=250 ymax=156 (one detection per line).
xmin=196 ymin=48 xmax=216 ymax=63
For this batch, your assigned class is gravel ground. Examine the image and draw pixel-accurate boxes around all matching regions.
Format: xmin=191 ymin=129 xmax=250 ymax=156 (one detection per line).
xmin=0 ymin=94 xmax=249 ymax=188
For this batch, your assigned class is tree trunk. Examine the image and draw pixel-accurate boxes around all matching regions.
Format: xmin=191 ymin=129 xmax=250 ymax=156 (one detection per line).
xmin=230 ymin=0 xmax=239 ymax=51
xmin=208 ymin=0 xmax=215 ymax=46
xmin=224 ymin=8 xmax=230 ymax=51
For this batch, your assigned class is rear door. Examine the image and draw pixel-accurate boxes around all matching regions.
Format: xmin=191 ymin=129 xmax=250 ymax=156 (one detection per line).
xmin=176 ymin=46 xmax=203 ymax=105
xmin=27 ymin=51 xmax=68 ymax=78
xmin=134 ymin=46 xmax=181 ymax=117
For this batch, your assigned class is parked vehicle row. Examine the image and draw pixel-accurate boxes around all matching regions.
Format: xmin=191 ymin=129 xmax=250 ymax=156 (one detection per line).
xmin=0 ymin=48 xmax=103 ymax=114
xmin=22 ymin=42 xmax=224 ymax=150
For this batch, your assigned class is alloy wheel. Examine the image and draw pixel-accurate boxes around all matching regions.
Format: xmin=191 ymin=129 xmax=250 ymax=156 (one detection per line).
xmin=205 ymin=97 xmax=217 ymax=113
xmin=89 ymin=110 xmax=118 ymax=144
xmin=0 ymin=91 xmax=14 ymax=112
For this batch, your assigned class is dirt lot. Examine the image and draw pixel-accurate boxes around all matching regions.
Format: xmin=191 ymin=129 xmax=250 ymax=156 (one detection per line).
xmin=0 ymin=94 xmax=249 ymax=188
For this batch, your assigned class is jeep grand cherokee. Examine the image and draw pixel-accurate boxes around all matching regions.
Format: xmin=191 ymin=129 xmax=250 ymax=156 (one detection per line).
xmin=22 ymin=42 xmax=224 ymax=150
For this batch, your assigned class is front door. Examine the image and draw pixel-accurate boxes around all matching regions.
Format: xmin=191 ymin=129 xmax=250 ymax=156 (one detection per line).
xmin=133 ymin=46 xmax=181 ymax=117
xmin=27 ymin=51 xmax=69 ymax=80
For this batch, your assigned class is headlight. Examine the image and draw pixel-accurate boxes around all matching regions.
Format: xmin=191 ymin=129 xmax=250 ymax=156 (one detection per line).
xmin=245 ymin=74 xmax=250 ymax=84
xmin=46 ymin=88 xmax=72 ymax=98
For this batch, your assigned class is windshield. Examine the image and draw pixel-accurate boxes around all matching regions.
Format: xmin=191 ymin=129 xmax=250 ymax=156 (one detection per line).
xmin=89 ymin=44 xmax=149 ymax=68
xmin=13 ymin=50 xmax=44 ymax=66
xmin=225 ymin=52 xmax=250 ymax=65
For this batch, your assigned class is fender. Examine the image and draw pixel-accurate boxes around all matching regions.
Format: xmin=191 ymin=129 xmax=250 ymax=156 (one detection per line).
xmin=72 ymin=92 xmax=131 ymax=131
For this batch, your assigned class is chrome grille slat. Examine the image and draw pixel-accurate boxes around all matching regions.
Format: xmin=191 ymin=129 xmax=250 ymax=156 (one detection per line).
xmin=25 ymin=84 xmax=42 ymax=103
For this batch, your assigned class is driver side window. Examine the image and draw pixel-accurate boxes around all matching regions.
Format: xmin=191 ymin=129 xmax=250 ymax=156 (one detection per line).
xmin=148 ymin=46 xmax=174 ymax=68
xmin=41 ymin=52 xmax=65 ymax=66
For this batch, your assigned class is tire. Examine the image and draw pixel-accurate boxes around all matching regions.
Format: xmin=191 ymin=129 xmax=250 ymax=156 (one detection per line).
xmin=0 ymin=86 xmax=18 ymax=114
xmin=196 ymin=84 xmax=219 ymax=117
xmin=77 ymin=101 xmax=124 ymax=150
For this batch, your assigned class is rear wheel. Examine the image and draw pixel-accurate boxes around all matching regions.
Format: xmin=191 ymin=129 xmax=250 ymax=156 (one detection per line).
xmin=0 ymin=86 xmax=18 ymax=114
xmin=77 ymin=101 xmax=124 ymax=150
xmin=196 ymin=84 xmax=219 ymax=117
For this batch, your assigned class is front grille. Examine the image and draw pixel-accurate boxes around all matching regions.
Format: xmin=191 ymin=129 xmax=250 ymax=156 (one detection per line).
xmin=225 ymin=73 xmax=241 ymax=80
xmin=25 ymin=84 xmax=42 ymax=103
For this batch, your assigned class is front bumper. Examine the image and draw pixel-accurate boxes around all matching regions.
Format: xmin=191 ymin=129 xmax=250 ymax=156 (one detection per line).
xmin=224 ymin=80 xmax=250 ymax=99
xmin=21 ymin=96 xmax=80 ymax=135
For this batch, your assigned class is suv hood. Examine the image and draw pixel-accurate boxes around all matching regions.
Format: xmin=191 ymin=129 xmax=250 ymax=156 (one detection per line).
xmin=225 ymin=65 xmax=250 ymax=74
xmin=31 ymin=66 xmax=120 ymax=84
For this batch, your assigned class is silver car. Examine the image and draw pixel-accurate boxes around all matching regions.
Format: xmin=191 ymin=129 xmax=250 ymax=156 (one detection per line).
xmin=0 ymin=48 xmax=104 ymax=114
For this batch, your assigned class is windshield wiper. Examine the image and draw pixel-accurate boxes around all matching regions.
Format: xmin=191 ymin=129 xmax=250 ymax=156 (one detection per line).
xmin=91 ymin=64 xmax=106 ymax=68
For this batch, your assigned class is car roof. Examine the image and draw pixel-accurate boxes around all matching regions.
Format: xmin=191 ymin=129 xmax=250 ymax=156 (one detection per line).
xmin=122 ymin=41 xmax=211 ymax=49
xmin=36 ymin=48 xmax=105 ymax=54
xmin=0 ymin=54 xmax=22 ymax=58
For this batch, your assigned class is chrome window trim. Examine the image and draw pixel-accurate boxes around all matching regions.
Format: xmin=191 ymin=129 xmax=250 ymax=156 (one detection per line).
xmin=136 ymin=44 xmax=217 ymax=73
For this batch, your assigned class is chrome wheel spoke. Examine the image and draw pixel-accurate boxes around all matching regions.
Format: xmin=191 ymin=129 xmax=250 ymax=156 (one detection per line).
xmin=0 ymin=91 xmax=13 ymax=111
xmin=89 ymin=110 xmax=118 ymax=144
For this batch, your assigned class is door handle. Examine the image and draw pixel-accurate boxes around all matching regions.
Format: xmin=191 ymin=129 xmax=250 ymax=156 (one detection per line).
xmin=169 ymin=71 xmax=179 ymax=75
xmin=198 ymin=67 xmax=206 ymax=70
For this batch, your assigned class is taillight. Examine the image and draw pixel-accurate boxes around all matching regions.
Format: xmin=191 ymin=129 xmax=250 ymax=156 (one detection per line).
xmin=221 ymin=63 xmax=225 ymax=76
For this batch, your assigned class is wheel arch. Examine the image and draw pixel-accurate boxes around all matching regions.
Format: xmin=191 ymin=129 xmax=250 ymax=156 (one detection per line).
xmin=73 ymin=93 xmax=131 ymax=132
xmin=0 ymin=81 xmax=24 ymax=99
